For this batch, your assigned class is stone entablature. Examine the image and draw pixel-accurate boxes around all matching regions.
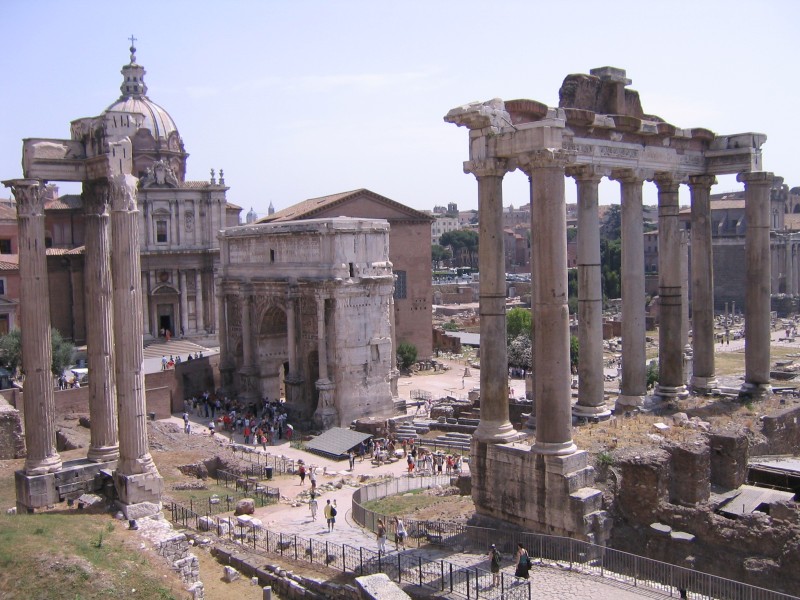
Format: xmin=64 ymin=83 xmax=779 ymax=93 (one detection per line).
xmin=219 ymin=218 xmax=396 ymax=428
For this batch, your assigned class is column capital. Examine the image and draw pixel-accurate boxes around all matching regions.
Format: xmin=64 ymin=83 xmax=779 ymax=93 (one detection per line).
xmin=737 ymin=171 xmax=774 ymax=186
xmin=3 ymin=179 xmax=45 ymax=217
xmin=518 ymin=148 xmax=575 ymax=174
xmin=688 ymin=174 xmax=717 ymax=190
xmin=83 ymin=179 xmax=112 ymax=216
xmin=109 ymin=174 xmax=139 ymax=212
xmin=464 ymin=158 xmax=510 ymax=178
xmin=565 ymin=164 xmax=605 ymax=183
xmin=609 ymin=168 xmax=648 ymax=184
xmin=653 ymin=172 xmax=681 ymax=193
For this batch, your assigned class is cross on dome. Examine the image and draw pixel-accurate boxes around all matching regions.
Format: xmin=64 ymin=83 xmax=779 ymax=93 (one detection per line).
xmin=128 ymin=34 xmax=138 ymax=63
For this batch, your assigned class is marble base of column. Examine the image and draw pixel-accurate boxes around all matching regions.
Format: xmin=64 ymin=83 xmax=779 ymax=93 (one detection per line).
xmin=312 ymin=379 xmax=338 ymax=429
xmin=474 ymin=419 xmax=518 ymax=444
xmin=113 ymin=471 xmax=163 ymax=520
xmin=572 ymin=404 xmax=612 ymax=420
xmin=689 ymin=375 xmax=719 ymax=394
xmin=654 ymin=383 xmax=689 ymax=401
xmin=739 ymin=381 xmax=772 ymax=400
xmin=615 ymin=394 xmax=645 ymax=412
xmin=532 ymin=439 xmax=578 ymax=456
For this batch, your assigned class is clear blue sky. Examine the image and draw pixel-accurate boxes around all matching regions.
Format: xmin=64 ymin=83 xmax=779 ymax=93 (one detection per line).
xmin=2 ymin=0 xmax=797 ymax=217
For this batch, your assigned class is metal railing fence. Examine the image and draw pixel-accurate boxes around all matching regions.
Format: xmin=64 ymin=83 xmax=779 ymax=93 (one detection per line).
xmin=352 ymin=475 xmax=799 ymax=600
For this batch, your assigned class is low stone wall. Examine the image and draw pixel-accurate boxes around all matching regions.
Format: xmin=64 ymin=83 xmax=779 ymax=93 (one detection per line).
xmin=211 ymin=546 xmax=360 ymax=600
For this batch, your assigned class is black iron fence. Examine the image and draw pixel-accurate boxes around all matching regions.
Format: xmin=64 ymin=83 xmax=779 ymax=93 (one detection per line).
xmin=352 ymin=475 xmax=799 ymax=600
xmin=228 ymin=444 xmax=298 ymax=475
xmin=169 ymin=501 xmax=530 ymax=600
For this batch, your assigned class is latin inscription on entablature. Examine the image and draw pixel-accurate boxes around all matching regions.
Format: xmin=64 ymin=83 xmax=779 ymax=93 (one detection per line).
xmin=227 ymin=236 xmax=321 ymax=264
xmin=564 ymin=141 xmax=640 ymax=161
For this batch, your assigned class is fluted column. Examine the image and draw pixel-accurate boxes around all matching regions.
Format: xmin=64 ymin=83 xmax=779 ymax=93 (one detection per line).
xmin=313 ymin=292 xmax=337 ymax=427
xmin=3 ymin=179 xmax=61 ymax=475
xmin=466 ymin=159 xmax=516 ymax=443
xmin=241 ymin=288 xmax=253 ymax=368
xmin=145 ymin=205 xmax=153 ymax=249
xmin=568 ymin=166 xmax=609 ymax=419
xmin=523 ymin=149 xmax=576 ymax=455
xmin=82 ymin=180 xmax=119 ymax=462
xmin=179 ymin=270 xmax=189 ymax=337
xmin=286 ymin=286 xmax=298 ymax=376
xmin=109 ymin=174 xmax=159 ymax=481
xmin=688 ymin=175 xmax=718 ymax=392
xmin=195 ymin=270 xmax=205 ymax=333
xmin=654 ymin=173 xmax=688 ymax=401
xmin=612 ymin=170 xmax=647 ymax=409
xmin=739 ymin=171 xmax=774 ymax=398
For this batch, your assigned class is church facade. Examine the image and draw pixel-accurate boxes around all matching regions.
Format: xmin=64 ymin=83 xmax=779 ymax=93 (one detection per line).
xmin=41 ymin=47 xmax=241 ymax=343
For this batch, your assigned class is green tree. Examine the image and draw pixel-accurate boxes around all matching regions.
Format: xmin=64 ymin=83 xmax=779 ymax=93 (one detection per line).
xmin=507 ymin=333 xmax=532 ymax=370
xmin=601 ymin=238 xmax=622 ymax=300
xmin=431 ymin=244 xmax=452 ymax=269
xmin=570 ymin=334 xmax=579 ymax=370
xmin=439 ymin=230 xmax=479 ymax=269
xmin=396 ymin=342 xmax=418 ymax=371
xmin=0 ymin=328 xmax=75 ymax=376
xmin=600 ymin=204 xmax=622 ymax=241
xmin=646 ymin=359 xmax=659 ymax=390
xmin=506 ymin=307 xmax=532 ymax=339
xmin=442 ymin=320 xmax=459 ymax=332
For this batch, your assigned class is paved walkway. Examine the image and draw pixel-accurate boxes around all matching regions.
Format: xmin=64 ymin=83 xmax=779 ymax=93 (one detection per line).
xmin=165 ymin=412 xmax=669 ymax=599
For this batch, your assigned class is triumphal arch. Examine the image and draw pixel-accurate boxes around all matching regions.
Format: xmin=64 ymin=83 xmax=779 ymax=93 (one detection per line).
xmin=446 ymin=67 xmax=771 ymax=541
xmin=218 ymin=218 xmax=397 ymax=428
xmin=4 ymin=48 xmax=163 ymax=517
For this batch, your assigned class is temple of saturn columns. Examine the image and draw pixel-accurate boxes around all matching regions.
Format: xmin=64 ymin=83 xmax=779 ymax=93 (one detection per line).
xmin=4 ymin=108 xmax=163 ymax=516
xmin=445 ymin=67 xmax=771 ymax=541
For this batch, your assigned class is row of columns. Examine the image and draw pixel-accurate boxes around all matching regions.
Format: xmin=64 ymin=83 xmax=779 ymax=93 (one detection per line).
xmin=145 ymin=268 xmax=208 ymax=337
xmin=142 ymin=197 xmax=225 ymax=250
xmin=465 ymin=152 xmax=775 ymax=454
xmin=5 ymin=176 xmax=159 ymax=484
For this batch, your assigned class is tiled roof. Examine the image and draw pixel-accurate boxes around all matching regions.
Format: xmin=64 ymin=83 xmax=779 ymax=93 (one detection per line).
xmin=0 ymin=255 xmax=18 ymax=270
xmin=258 ymin=188 xmax=433 ymax=223
xmin=226 ymin=202 xmax=242 ymax=210
xmin=784 ymin=214 xmax=800 ymax=231
xmin=45 ymin=194 xmax=83 ymax=210
xmin=45 ymin=247 xmax=84 ymax=256
xmin=183 ymin=181 xmax=212 ymax=189
xmin=0 ymin=205 xmax=16 ymax=220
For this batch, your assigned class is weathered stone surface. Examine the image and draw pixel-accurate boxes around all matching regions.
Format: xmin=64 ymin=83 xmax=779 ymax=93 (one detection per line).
xmin=616 ymin=448 xmax=670 ymax=522
xmin=355 ymin=573 xmax=411 ymax=600
xmin=708 ymin=428 xmax=748 ymax=490
xmin=0 ymin=400 xmax=25 ymax=460
xmin=223 ymin=565 xmax=240 ymax=583
xmin=234 ymin=498 xmax=255 ymax=516
xmin=666 ymin=440 xmax=710 ymax=505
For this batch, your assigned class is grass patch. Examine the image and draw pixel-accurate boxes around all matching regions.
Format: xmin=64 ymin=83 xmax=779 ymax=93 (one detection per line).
xmin=362 ymin=489 xmax=458 ymax=518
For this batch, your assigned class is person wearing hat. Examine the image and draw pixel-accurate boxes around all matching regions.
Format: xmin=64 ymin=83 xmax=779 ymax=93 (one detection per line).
xmin=488 ymin=544 xmax=502 ymax=586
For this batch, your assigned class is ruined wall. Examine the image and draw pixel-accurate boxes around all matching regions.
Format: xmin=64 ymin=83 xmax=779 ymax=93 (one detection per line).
xmin=758 ymin=405 xmax=800 ymax=456
xmin=0 ymin=398 xmax=25 ymax=459
xmin=612 ymin=432 xmax=800 ymax=595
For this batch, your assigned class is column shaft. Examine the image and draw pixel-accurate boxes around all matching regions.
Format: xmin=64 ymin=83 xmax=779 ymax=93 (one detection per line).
xmin=110 ymin=175 xmax=158 ymax=476
xmin=739 ymin=171 xmax=774 ymax=397
xmin=179 ymin=270 xmax=189 ymax=337
xmin=689 ymin=175 xmax=718 ymax=391
xmin=615 ymin=173 xmax=647 ymax=408
xmin=286 ymin=289 xmax=298 ymax=376
xmin=528 ymin=150 xmax=576 ymax=455
xmin=83 ymin=180 xmax=119 ymax=462
xmin=195 ymin=270 xmax=205 ymax=332
xmin=469 ymin=160 xmax=515 ymax=443
xmin=655 ymin=174 xmax=688 ymax=400
xmin=4 ymin=180 xmax=61 ymax=475
xmin=316 ymin=296 xmax=328 ymax=381
xmin=241 ymin=292 xmax=253 ymax=368
xmin=570 ymin=168 xmax=608 ymax=417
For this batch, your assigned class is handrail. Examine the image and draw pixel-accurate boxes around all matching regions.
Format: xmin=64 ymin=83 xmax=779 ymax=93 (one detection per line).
xmin=351 ymin=474 xmax=799 ymax=600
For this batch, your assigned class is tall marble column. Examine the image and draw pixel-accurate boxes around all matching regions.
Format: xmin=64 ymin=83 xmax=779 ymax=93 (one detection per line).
xmin=525 ymin=150 xmax=576 ymax=455
xmin=82 ymin=180 xmax=119 ymax=462
xmin=109 ymin=174 xmax=162 ymax=513
xmin=466 ymin=159 xmax=516 ymax=443
xmin=612 ymin=170 xmax=647 ymax=409
xmin=240 ymin=288 xmax=253 ymax=368
xmin=179 ymin=271 xmax=189 ymax=337
xmin=688 ymin=175 xmax=718 ymax=392
xmin=195 ymin=270 xmax=205 ymax=333
xmin=568 ymin=165 xmax=609 ymax=419
xmin=3 ymin=179 xmax=61 ymax=475
xmin=654 ymin=173 xmax=688 ymax=401
xmin=739 ymin=171 xmax=774 ymax=398
xmin=215 ymin=279 xmax=234 ymax=389
xmin=286 ymin=287 xmax=298 ymax=376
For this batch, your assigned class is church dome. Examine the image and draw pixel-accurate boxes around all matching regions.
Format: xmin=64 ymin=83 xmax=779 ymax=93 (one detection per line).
xmin=102 ymin=40 xmax=187 ymax=182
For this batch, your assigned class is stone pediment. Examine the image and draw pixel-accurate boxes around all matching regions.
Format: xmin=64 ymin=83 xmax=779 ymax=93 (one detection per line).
xmin=153 ymin=284 xmax=178 ymax=295
xmin=258 ymin=188 xmax=434 ymax=224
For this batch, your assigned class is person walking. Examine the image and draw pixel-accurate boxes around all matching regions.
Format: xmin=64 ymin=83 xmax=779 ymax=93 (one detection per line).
xmin=309 ymin=466 xmax=317 ymax=494
xmin=348 ymin=450 xmax=356 ymax=471
xmin=208 ymin=420 xmax=215 ymax=436
xmin=324 ymin=499 xmax=335 ymax=532
xmin=298 ymin=464 xmax=306 ymax=486
xmin=393 ymin=516 xmax=407 ymax=550
xmin=488 ymin=544 xmax=502 ymax=587
xmin=514 ymin=542 xmax=531 ymax=580
xmin=308 ymin=493 xmax=318 ymax=521
xmin=182 ymin=412 xmax=190 ymax=435
xmin=376 ymin=519 xmax=387 ymax=554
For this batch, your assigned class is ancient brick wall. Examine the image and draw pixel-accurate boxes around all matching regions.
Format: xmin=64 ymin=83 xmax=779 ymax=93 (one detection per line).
xmin=708 ymin=430 xmax=748 ymax=489
xmin=758 ymin=405 xmax=800 ymax=455
xmin=0 ymin=399 xmax=24 ymax=459
xmin=666 ymin=442 xmax=710 ymax=505
xmin=616 ymin=449 xmax=670 ymax=522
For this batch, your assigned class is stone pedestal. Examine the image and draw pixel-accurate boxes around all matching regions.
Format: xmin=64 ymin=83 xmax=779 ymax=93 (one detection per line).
xmin=15 ymin=457 xmax=116 ymax=513
xmin=312 ymin=379 xmax=338 ymax=429
xmin=471 ymin=439 xmax=609 ymax=544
